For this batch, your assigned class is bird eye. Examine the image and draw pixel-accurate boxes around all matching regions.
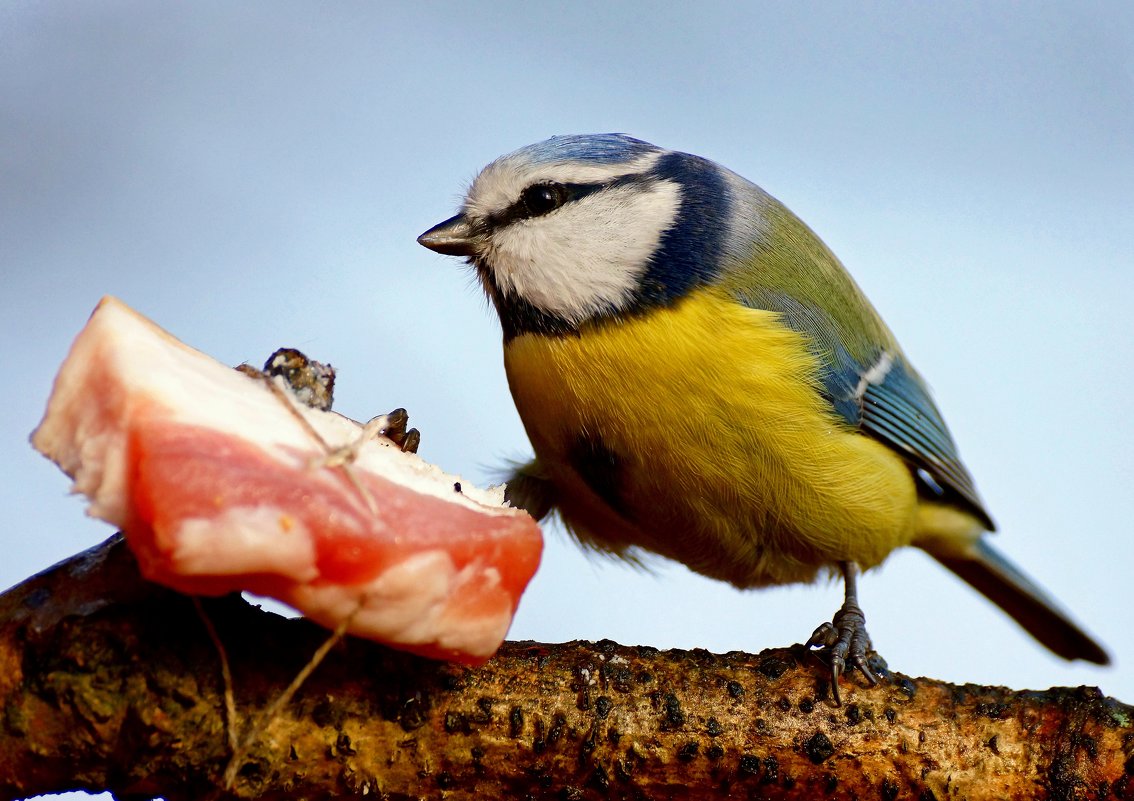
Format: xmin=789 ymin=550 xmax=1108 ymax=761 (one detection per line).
xmin=519 ymin=183 xmax=567 ymax=218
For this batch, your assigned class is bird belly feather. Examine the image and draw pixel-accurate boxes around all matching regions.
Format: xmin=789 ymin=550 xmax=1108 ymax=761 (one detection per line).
xmin=503 ymin=289 xmax=920 ymax=588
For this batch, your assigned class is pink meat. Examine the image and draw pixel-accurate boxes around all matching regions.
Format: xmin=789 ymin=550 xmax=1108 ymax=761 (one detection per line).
xmin=31 ymin=297 xmax=543 ymax=664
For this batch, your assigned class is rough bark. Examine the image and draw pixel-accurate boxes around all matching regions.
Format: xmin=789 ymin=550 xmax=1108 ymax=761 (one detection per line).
xmin=0 ymin=535 xmax=1130 ymax=801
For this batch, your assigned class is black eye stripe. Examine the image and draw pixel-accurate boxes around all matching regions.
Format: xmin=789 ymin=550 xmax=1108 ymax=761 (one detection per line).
xmin=490 ymin=182 xmax=605 ymax=228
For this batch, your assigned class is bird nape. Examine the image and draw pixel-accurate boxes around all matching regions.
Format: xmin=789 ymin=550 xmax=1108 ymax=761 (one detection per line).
xmin=418 ymin=133 xmax=1108 ymax=702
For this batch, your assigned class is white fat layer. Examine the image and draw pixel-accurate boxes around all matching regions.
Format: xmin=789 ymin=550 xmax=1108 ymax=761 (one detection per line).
xmin=31 ymin=297 xmax=518 ymax=526
xmin=855 ymin=351 xmax=895 ymax=399
xmin=464 ymin=150 xmax=663 ymax=221
xmin=486 ymin=180 xmax=682 ymax=324
xmin=173 ymin=508 xmax=319 ymax=581
xmin=288 ymin=550 xmax=512 ymax=658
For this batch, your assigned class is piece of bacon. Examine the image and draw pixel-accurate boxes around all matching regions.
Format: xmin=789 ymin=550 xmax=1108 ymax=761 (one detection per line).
xmin=31 ymin=297 xmax=543 ymax=664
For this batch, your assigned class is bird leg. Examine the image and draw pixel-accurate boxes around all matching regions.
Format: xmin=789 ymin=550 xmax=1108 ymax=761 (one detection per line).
xmin=806 ymin=561 xmax=879 ymax=705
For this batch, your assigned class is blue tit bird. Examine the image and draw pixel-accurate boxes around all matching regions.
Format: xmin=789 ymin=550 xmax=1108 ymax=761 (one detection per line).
xmin=418 ymin=133 xmax=1108 ymax=699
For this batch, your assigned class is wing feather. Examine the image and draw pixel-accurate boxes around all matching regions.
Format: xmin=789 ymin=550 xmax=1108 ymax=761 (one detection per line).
xmin=738 ymin=289 xmax=995 ymax=530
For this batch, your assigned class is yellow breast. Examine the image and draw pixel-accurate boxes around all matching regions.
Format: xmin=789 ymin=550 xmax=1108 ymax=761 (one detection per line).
xmin=503 ymin=288 xmax=919 ymax=587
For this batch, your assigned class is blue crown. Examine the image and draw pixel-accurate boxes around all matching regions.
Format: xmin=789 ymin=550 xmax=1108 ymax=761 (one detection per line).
xmin=518 ymin=133 xmax=659 ymax=166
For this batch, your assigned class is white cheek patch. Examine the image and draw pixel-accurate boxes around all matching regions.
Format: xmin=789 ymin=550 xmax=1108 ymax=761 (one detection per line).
xmin=486 ymin=180 xmax=682 ymax=324
xmin=465 ymin=151 xmax=664 ymax=222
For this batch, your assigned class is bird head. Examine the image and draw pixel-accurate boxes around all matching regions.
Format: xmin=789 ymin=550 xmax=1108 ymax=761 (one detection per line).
xmin=418 ymin=134 xmax=758 ymax=338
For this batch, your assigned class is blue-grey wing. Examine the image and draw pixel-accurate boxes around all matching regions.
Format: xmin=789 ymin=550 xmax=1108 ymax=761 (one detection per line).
xmin=737 ymin=289 xmax=995 ymax=530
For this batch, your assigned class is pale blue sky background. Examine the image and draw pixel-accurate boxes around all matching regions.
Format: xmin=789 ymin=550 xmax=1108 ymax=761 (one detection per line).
xmin=3 ymin=6 xmax=1132 ymax=792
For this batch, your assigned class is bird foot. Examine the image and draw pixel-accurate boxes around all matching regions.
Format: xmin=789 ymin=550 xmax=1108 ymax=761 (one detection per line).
xmin=806 ymin=600 xmax=879 ymax=705
xmin=376 ymin=408 xmax=421 ymax=453
xmin=318 ymin=409 xmax=420 ymax=473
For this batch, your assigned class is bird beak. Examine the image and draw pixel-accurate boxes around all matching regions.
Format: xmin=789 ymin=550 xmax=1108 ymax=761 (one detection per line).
xmin=417 ymin=213 xmax=477 ymax=257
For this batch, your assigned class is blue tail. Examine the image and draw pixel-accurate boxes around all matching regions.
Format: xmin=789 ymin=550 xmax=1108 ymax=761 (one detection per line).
xmin=929 ymin=539 xmax=1108 ymax=664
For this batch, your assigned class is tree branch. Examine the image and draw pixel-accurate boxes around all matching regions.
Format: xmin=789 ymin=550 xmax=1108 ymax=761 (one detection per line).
xmin=0 ymin=536 xmax=1130 ymax=800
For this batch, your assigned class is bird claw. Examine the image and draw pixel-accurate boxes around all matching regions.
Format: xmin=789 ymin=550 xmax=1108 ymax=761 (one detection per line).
xmin=378 ymin=408 xmax=421 ymax=453
xmin=806 ymin=601 xmax=877 ymax=705
xmin=317 ymin=408 xmax=420 ymax=472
